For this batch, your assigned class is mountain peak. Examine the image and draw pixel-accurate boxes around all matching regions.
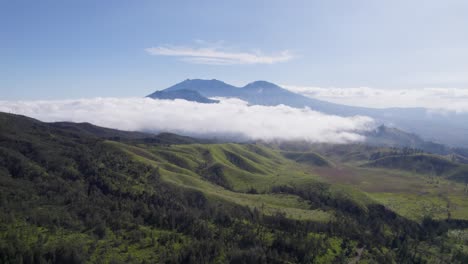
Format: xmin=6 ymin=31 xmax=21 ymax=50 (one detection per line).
xmin=179 ymin=78 xmax=227 ymax=86
xmin=164 ymin=79 xmax=235 ymax=92
xmin=243 ymin=80 xmax=281 ymax=90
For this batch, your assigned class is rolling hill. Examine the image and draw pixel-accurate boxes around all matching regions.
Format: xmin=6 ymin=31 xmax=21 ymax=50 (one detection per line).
xmin=364 ymin=125 xmax=452 ymax=154
xmin=364 ymin=154 xmax=460 ymax=176
xmin=1 ymin=112 xmax=468 ymax=263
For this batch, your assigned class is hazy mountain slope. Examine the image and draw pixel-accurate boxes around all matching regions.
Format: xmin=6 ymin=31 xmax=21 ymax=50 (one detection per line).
xmin=364 ymin=125 xmax=452 ymax=154
xmin=147 ymin=89 xmax=219 ymax=103
xmin=154 ymin=79 xmax=468 ymax=147
xmin=281 ymin=151 xmax=332 ymax=167
xmin=364 ymin=154 xmax=460 ymax=176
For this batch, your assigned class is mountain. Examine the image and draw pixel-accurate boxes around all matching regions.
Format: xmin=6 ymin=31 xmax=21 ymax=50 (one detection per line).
xmin=147 ymin=89 xmax=219 ymax=104
xmin=164 ymin=78 xmax=240 ymax=97
xmin=2 ymin=111 xmax=468 ymax=262
xmin=164 ymin=79 xmax=366 ymax=114
xmin=154 ymin=79 xmax=468 ymax=147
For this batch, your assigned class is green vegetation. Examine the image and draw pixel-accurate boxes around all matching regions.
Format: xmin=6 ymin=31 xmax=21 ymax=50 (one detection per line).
xmin=364 ymin=154 xmax=459 ymax=176
xmin=1 ymin=112 xmax=468 ymax=263
xmin=281 ymin=151 xmax=331 ymax=167
xmin=283 ymin=143 xmax=468 ymax=223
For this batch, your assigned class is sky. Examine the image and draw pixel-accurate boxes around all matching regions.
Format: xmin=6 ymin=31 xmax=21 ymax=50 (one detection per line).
xmin=283 ymin=85 xmax=468 ymax=112
xmin=2 ymin=0 xmax=468 ymax=101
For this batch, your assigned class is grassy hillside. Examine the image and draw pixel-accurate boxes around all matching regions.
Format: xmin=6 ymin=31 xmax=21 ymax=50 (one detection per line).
xmin=281 ymin=151 xmax=332 ymax=167
xmin=364 ymin=154 xmax=459 ymax=176
xmin=1 ymin=112 xmax=468 ymax=263
xmin=282 ymin=143 xmax=468 ymax=223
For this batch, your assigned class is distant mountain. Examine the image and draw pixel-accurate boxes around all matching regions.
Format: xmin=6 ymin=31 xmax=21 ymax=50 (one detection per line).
xmin=164 ymin=79 xmax=365 ymax=114
xmin=152 ymin=79 xmax=468 ymax=147
xmin=147 ymin=89 xmax=219 ymax=104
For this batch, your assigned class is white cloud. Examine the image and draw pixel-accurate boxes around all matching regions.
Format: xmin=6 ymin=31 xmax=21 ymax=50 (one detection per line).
xmin=283 ymin=85 xmax=468 ymax=113
xmin=0 ymin=97 xmax=373 ymax=143
xmin=145 ymin=45 xmax=294 ymax=65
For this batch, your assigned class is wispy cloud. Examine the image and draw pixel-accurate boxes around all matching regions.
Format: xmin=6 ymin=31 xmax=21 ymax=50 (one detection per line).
xmin=145 ymin=43 xmax=294 ymax=65
xmin=0 ymin=97 xmax=373 ymax=143
xmin=283 ymin=85 xmax=468 ymax=113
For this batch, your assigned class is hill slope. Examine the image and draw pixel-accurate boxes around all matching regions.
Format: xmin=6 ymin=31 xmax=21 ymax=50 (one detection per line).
xmin=365 ymin=125 xmax=452 ymax=155
xmin=1 ymin=112 xmax=468 ymax=263
xmin=364 ymin=154 xmax=459 ymax=176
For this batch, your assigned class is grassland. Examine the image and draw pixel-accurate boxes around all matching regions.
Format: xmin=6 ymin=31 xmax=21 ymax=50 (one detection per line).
xmin=304 ymin=146 xmax=468 ymax=222
xmin=111 ymin=140 xmax=468 ymax=223
xmin=112 ymin=141 xmax=333 ymax=222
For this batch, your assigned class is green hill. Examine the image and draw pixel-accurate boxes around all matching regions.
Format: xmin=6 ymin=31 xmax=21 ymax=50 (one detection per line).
xmin=1 ymin=112 xmax=468 ymax=263
xmin=364 ymin=154 xmax=460 ymax=176
xmin=447 ymin=166 xmax=468 ymax=183
xmin=281 ymin=151 xmax=331 ymax=167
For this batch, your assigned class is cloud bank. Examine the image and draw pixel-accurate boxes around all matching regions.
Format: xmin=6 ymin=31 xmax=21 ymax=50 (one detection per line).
xmin=145 ymin=45 xmax=293 ymax=65
xmin=0 ymin=98 xmax=373 ymax=143
xmin=283 ymin=85 xmax=468 ymax=113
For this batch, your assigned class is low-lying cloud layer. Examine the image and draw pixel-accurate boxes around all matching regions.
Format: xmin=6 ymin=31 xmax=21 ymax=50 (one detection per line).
xmin=283 ymin=85 xmax=468 ymax=113
xmin=0 ymin=97 xmax=374 ymax=143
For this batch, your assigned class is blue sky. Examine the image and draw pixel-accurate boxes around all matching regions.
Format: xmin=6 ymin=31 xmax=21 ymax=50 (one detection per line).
xmin=1 ymin=0 xmax=468 ymax=100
